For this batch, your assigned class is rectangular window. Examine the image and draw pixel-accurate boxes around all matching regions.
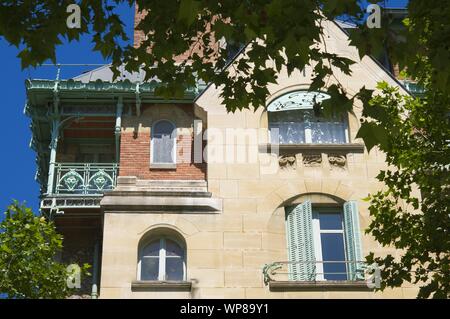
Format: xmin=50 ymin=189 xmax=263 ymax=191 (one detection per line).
xmin=151 ymin=120 xmax=176 ymax=165
xmin=269 ymin=110 xmax=348 ymax=144
xmin=285 ymin=201 xmax=363 ymax=282
xmin=152 ymin=134 xmax=175 ymax=163
xmin=312 ymin=208 xmax=348 ymax=281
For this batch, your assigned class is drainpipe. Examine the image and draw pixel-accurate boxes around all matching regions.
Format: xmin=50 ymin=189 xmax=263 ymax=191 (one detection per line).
xmin=136 ymin=83 xmax=141 ymax=117
xmin=46 ymin=119 xmax=60 ymax=196
xmin=91 ymin=240 xmax=99 ymax=299
xmin=115 ymin=96 xmax=123 ymax=163
xmin=46 ymin=87 xmax=60 ymax=195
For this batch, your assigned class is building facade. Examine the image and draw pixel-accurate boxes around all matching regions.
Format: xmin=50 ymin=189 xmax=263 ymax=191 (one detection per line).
xmin=25 ymin=12 xmax=420 ymax=299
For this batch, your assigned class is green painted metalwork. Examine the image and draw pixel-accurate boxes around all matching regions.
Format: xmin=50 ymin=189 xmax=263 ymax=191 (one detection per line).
xmin=262 ymin=262 xmax=283 ymax=285
xmin=53 ymin=163 xmax=118 ymax=195
xmin=25 ymin=79 xmax=203 ymax=101
xmin=262 ymin=261 xmax=367 ymax=285
xmin=41 ymin=197 xmax=103 ymax=210
xmin=402 ymin=80 xmax=425 ymax=96
xmin=26 ymin=76 xmax=206 ymax=196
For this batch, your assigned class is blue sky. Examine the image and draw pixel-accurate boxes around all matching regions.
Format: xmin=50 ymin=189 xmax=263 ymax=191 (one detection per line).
xmin=0 ymin=1 xmax=407 ymax=217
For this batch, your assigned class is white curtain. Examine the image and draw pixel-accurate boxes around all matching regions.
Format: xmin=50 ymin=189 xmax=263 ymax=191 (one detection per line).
xmin=269 ymin=110 xmax=347 ymax=144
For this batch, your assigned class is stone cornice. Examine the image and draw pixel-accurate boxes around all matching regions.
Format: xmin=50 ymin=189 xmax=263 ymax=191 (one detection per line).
xmin=259 ymin=143 xmax=365 ymax=153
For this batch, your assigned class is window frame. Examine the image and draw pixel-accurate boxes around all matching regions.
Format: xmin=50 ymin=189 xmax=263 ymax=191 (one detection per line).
xmin=137 ymin=236 xmax=186 ymax=282
xmin=312 ymin=207 xmax=348 ymax=281
xmin=150 ymin=119 xmax=177 ymax=165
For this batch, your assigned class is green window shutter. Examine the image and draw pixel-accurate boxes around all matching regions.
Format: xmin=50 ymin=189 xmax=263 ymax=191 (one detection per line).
xmin=285 ymin=201 xmax=315 ymax=281
xmin=343 ymin=201 xmax=364 ymax=280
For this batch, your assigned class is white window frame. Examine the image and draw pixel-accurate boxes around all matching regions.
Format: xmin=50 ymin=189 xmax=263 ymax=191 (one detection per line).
xmin=312 ymin=208 xmax=348 ymax=281
xmin=137 ymin=237 xmax=186 ymax=281
xmin=150 ymin=120 xmax=177 ymax=164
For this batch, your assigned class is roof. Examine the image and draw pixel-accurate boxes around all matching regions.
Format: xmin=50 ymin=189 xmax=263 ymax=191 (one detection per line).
xmin=72 ymin=64 xmax=149 ymax=83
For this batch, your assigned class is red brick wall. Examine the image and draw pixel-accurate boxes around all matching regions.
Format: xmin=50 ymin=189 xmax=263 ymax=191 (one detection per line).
xmin=133 ymin=5 xmax=146 ymax=48
xmin=133 ymin=4 xmax=218 ymax=62
xmin=119 ymin=121 xmax=206 ymax=181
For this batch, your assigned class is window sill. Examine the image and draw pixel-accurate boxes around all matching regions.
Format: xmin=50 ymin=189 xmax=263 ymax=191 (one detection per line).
xmin=259 ymin=143 xmax=365 ymax=153
xmin=149 ymin=163 xmax=177 ymax=170
xmin=268 ymin=280 xmax=371 ymax=292
xmin=131 ymin=280 xmax=192 ymax=292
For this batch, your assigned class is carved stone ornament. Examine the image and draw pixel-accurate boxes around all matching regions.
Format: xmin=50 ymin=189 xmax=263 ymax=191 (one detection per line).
xmin=328 ymin=154 xmax=347 ymax=168
xmin=302 ymin=154 xmax=322 ymax=166
xmin=279 ymin=155 xmax=297 ymax=168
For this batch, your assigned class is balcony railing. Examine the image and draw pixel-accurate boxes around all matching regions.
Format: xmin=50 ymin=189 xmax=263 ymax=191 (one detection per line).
xmin=263 ymin=261 xmax=368 ymax=285
xmin=53 ymin=163 xmax=119 ymax=195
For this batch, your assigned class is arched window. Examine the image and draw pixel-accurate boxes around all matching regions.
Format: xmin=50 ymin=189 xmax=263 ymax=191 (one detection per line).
xmin=138 ymin=237 xmax=186 ymax=281
xmin=151 ymin=120 xmax=176 ymax=164
xmin=268 ymin=91 xmax=349 ymax=144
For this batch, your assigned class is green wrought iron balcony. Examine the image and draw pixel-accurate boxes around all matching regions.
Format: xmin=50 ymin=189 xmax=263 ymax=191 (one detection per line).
xmin=262 ymin=260 xmax=369 ymax=285
xmin=52 ymin=163 xmax=119 ymax=195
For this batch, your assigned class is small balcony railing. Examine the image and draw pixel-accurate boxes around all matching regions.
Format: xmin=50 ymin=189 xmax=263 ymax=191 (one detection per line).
xmin=263 ymin=260 xmax=368 ymax=285
xmin=53 ymin=163 xmax=119 ymax=195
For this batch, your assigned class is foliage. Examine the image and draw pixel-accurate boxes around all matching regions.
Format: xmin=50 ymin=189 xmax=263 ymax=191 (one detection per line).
xmin=360 ymin=81 xmax=450 ymax=299
xmin=0 ymin=202 xmax=90 ymax=299
xmin=1 ymin=1 xmax=449 ymax=113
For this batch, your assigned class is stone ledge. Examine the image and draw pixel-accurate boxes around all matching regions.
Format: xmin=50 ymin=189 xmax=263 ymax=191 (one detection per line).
xmin=149 ymin=163 xmax=177 ymax=170
xmin=259 ymin=143 xmax=365 ymax=153
xmin=268 ymin=280 xmax=372 ymax=292
xmin=101 ymin=194 xmax=222 ymax=213
xmin=131 ymin=280 xmax=192 ymax=292
xmin=105 ymin=190 xmax=212 ymax=198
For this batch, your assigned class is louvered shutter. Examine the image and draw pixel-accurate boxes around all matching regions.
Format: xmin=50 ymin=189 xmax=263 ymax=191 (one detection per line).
xmin=343 ymin=201 xmax=364 ymax=280
xmin=285 ymin=201 xmax=315 ymax=281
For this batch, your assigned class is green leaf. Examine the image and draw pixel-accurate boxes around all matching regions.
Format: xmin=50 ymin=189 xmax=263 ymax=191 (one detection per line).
xmin=177 ymin=0 xmax=200 ymax=26
xmin=356 ymin=121 xmax=389 ymax=152
xmin=1 ymin=244 xmax=12 ymax=254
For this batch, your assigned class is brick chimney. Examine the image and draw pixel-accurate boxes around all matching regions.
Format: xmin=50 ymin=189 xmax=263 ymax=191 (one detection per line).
xmin=133 ymin=5 xmax=147 ymax=48
xmin=133 ymin=5 xmax=219 ymax=63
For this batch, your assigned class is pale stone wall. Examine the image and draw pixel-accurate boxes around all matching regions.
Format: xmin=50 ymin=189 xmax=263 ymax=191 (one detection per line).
xmin=99 ymin=20 xmax=420 ymax=299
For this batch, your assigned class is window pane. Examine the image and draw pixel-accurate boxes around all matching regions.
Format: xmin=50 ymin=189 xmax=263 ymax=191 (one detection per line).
xmin=152 ymin=134 xmax=175 ymax=163
xmin=165 ymin=239 xmax=183 ymax=257
xmin=320 ymin=233 xmax=347 ymax=280
xmin=269 ymin=109 xmax=346 ymax=144
xmin=165 ymin=257 xmax=184 ymax=281
xmin=154 ymin=121 xmax=175 ymax=135
xmin=142 ymin=241 xmax=160 ymax=257
xmin=310 ymin=121 xmax=346 ymax=144
xmin=269 ymin=110 xmax=307 ymax=144
xmin=141 ymin=257 xmax=159 ymax=280
xmin=319 ymin=212 xmax=343 ymax=230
